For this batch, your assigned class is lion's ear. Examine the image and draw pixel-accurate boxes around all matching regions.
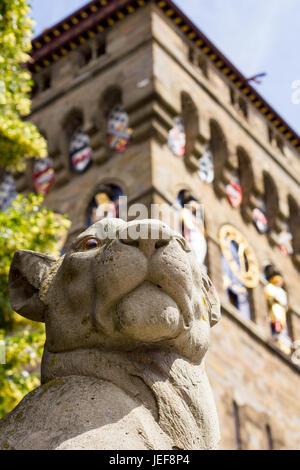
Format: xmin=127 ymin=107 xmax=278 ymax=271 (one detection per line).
xmin=202 ymin=270 xmax=221 ymax=327
xmin=9 ymin=250 xmax=57 ymax=323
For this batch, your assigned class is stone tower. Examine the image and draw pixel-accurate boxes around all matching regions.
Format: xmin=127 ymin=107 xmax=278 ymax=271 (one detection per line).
xmin=12 ymin=0 xmax=300 ymax=449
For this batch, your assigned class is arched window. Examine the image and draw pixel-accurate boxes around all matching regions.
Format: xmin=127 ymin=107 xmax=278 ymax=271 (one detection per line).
xmin=263 ymin=172 xmax=279 ymax=233
xmin=229 ymin=87 xmax=236 ymax=106
xmin=87 ymin=184 xmax=123 ymax=227
xmin=101 ymin=86 xmax=122 ymax=119
xmin=276 ymin=136 xmax=285 ymax=155
xmin=197 ymin=55 xmax=208 ymax=77
xmin=233 ymin=401 xmax=242 ymax=450
xmin=237 ymin=148 xmax=253 ymax=207
xmin=96 ymin=38 xmax=106 ymax=57
xmin=268 ymin=126 xmax=274 ymax=145
xmin=181 ymin=92 xmax=199 ymax=159
xmin=237 ymin=147 xmax=254 ymax=217
xmin=30 ymin=80 xmax=39 ymax=99
xmin=41 ymin=72 xmax=51 ymax=92
xmin=266 ymin=424 xmax=273 ymax=451
xmin=238 ymin=97 xmax=248 ymax=120
xmin=188 ymin=46 xmax=195 ymax=64
xmin=64 ymin=109 xmax=83 ymax=139
xmin=210 ymin=120 xmax=229 ymax=197
xmin=79 ymin=46 xmax=92 ymax=67
xmin=264 ymin=265 xmax=292 ymax=354
xmin=288 ymin=195 xmax=300 ymax=258
xmin=177 ymin=190 xmax=207 ymax=266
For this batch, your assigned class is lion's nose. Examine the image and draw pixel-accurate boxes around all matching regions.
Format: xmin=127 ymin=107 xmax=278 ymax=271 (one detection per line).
xmin=119 ymin=220 xmax=172 ymax=258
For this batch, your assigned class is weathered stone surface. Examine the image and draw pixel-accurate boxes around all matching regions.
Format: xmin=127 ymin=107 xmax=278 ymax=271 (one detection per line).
xmin=0 ymin=218 xmax=220 ymax=450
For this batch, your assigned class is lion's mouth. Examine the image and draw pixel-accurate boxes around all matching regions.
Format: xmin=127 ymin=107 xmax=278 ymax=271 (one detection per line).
xmin=112 ymin=281 xmax=186 ymax=342
xmin=147 ymin=279 xmax=193 ymax=328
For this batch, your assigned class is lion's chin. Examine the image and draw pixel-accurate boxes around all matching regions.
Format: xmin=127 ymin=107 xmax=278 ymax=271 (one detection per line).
xmin=113 ymin=281 xmax=183 ymax=343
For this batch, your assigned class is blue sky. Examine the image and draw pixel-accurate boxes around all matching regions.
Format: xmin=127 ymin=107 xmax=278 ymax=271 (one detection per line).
xmin=30 ymin=0 xmax=300 ymax=134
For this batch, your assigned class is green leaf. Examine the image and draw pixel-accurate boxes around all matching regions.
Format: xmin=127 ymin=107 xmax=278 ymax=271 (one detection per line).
xmin=0 ymin=1 xmax=71 ymax=419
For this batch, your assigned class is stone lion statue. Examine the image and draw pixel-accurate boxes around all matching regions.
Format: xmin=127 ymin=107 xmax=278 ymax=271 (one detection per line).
xmin=0 ymin=218 xmax=221 ymax=450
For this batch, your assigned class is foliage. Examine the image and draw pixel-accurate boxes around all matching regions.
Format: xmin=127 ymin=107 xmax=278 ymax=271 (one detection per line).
xmin=0 ymin=1 xmax=71 ymax=419
xmin=0 ymin=195 xmax=70 ymax=419
xmin=0 ymin=326 xmax=45 ymax=418
xmin=0 ymin=0 xmax=47 ymax=170
xmin=0 ymin=194 xmax=70 ymax=330
xmin=0 ymin=195 xmax=70 ymax=418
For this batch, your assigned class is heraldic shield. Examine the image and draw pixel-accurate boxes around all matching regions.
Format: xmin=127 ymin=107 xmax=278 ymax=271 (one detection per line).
xmin=107 ymin=106 xmax=132 ymax=152
xmin=69 ymin=130 xmax=93 ymax=173
xmin=198 ymin=145 xmax=214 ymax=184
xmin=33 ymin=158 xmax=55 ymax=194
xmin=226 ymin=173 xmax=242 ymax=208
xmin=253 ymin=206 xmax=268 ymax=234
xmin=168 ymin=117 xmax=186 ymax=157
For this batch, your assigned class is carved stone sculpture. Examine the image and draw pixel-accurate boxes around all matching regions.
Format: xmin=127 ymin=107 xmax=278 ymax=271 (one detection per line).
xmin=0 ymin=218 xmax=221 ymax=450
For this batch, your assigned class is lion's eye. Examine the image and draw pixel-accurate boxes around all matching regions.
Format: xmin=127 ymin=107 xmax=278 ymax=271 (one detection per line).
xmin=82 ymin=237 xmax=101 ymax=251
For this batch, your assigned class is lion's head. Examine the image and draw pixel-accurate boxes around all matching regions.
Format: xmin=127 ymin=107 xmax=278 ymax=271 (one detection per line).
xmin=9 ymin=218 xmax=220 ymax=362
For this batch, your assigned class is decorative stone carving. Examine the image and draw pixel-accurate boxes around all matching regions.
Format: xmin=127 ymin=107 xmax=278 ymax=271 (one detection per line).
xmin=264 ymin=265 xmax=291 ymax=355
xmin=178 ymin=191 xmax=207 ymax=267
xmin=0 ymin=218 xmax=221 ymax=450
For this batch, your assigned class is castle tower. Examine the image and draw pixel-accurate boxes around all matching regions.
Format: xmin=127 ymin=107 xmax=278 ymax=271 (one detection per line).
xmin=14 ymin=0 xmax=300 ymax=449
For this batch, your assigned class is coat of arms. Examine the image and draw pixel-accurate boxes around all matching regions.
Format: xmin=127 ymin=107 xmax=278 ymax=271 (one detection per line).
xmin=226 ymin=173 xmax=242 ymax=208
xmin=253 ymin=206 xmax=268 ymax=234
xmin=168 ymin=117 xmax=186 ymax=157
xmin=107 ymin=106 xmax=132 ymax=152
xmin=33 ymin=158 xmax=55 ymax=194
xmin=276 ymin=230 xmax=294 ymax=257
xmin=70 ymin=130 xmax=93 ymax=173
xmin=198 ymin=146 xmax=214 ymax=184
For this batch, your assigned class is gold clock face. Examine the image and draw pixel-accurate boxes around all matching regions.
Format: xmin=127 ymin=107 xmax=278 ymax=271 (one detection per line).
xmin=219 ymin=225 xmax=259 ymax=288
